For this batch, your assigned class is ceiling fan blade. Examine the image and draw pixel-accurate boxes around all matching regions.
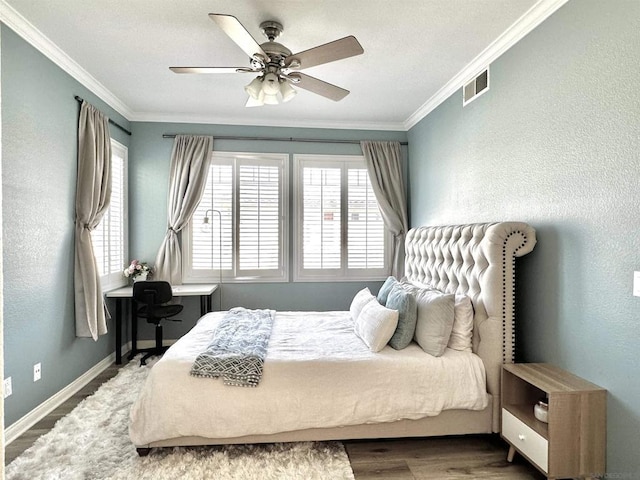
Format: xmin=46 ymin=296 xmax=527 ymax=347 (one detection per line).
xmin=209 ymin=14 xmax=268 ymax=61
xmin=287 ymin=36 xmax=363 ymax=70
xmin=291 ymin=73 xmax=349 ymax=101
xmin=170 ymin=67 xmax=255 ymax=74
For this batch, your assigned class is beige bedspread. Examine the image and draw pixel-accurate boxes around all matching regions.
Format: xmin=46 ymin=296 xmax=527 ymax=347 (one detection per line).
xmin=129 ymin=310 xmax=488 ymax=446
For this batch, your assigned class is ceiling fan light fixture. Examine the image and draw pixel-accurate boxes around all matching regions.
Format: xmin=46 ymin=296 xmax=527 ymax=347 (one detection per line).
xmin=280 ymin=80 xmax=297 ymax=102
xmin=261 ymin=72 xmax=281 ymax=95
xmin=244 ymin=76 xmax=263 ymax=100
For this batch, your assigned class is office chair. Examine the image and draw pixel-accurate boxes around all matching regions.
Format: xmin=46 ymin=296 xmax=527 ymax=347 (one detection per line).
xmin=133 ymin=281 xmax=183 ymax=366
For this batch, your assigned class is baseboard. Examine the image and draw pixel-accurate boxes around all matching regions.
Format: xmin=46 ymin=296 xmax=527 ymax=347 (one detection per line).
xmin=4 ymin=343 xmax=130 ymax=445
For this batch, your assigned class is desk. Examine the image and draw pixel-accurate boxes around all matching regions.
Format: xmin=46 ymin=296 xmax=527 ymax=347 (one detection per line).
xmin=106 ymin=283 xmax=218 ymax=364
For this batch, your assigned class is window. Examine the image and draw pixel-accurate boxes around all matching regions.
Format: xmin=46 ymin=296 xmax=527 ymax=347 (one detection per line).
xmin=92 ymin=139 xmax=128 ymax=290
xmin=294 ymin=154 xmax=390 ymax=281
xmin=183 ymin=152 xmax=288 ymax=282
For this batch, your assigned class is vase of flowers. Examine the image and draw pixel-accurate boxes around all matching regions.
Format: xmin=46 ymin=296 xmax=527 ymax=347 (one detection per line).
xmin=124 ymin=260 xmax=152 ymax=283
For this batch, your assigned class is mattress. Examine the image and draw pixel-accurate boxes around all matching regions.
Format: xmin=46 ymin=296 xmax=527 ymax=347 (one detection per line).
xmin=129 ymin=310 xmax=489 ymax=446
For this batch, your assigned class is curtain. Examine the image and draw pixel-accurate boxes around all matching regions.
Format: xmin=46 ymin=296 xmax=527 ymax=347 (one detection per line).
xmin=155 ymin=135 xmax=213 ymax=284
xmin=360 ymin=140 xmax=409 ymax=278
xmin=74 ymin=101 xmax=112 ymax=340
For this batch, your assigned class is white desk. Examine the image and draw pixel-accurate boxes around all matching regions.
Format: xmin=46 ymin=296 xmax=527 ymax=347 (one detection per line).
xmin=106 ymin=283 xmax=218 ymax=364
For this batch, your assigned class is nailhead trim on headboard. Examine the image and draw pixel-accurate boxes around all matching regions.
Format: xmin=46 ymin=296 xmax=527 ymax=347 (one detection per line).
xmin=502 ymin=230 xmax=529 ymax=364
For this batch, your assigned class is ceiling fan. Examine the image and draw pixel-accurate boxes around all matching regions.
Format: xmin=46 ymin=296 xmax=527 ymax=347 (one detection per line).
xmin=170 ymin=14 xmax=364 ymax=107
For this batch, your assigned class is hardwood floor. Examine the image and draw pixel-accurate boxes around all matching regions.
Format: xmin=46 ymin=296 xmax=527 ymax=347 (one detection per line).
xmin=344 ymin=436 xmax=545 ymax=479
xmin=5 ymin=358 xmax=545 ymax=479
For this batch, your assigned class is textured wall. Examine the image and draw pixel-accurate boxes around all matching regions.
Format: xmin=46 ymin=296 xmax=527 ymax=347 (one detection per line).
xmin=407 ymin=0 xmax=640 ymax=473
xmin=1 ymin=26 xmax=131 ymax=426
xmin=129 ymin=122 xmax=407 ymax=340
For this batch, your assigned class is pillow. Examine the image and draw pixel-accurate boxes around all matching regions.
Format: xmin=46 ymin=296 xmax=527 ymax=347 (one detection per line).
xmin=413 ymin=290 xmax=455 ymax=357
xmin=350 ymin=287 xmax=375 ymax=321
xmin=354 ymin=300 xmax=399 ymax=352
xmin=376 ymin=276 xmax=398 ymax=305
xmin=447 ymin=294 xmax=474 ymax=352
xmin=385 ymin=285 xmax=418 ymax=350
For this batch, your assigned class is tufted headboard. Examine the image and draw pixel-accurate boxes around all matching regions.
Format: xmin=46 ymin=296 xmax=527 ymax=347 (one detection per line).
xmin=404 ymin=222 xmax=536 ymax=431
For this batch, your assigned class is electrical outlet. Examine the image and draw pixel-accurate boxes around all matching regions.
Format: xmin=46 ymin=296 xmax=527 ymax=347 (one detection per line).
xmin=4 ymin=377 xmax=12 ymax=398
xmin=34 ymin=363 xmax=42 ymax=382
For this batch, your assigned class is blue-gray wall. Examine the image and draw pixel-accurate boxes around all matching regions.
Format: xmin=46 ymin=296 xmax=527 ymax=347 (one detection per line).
xmin=407 ymin=0 xmax=639 ymax=473
xmin=1 ymin=25 xmax=131 ymax=426
xmin=129 ymin=122 xmax=407 ymax=340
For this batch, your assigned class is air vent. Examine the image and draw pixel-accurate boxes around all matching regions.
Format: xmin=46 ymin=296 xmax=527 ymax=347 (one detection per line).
xmin=463 ymin=67 xmax=490 ymax=106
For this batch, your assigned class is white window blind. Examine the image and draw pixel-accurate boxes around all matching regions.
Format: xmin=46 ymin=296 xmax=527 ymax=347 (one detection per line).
xmin=184 ymin=152 xmax=288 ymax=283
xmin=294 ymin=155 xmax=389 ymax=281
xmin=91 ymin=139 xmax=128 ymax=290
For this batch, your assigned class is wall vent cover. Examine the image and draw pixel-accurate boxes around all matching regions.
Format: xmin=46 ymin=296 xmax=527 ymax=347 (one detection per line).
xmin=463 ymin=67 xmax=490 ymax=106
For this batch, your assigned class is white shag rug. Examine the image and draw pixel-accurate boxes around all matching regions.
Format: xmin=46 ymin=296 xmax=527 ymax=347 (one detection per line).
xmin=6 ymin=358 xmax=355 ymax=480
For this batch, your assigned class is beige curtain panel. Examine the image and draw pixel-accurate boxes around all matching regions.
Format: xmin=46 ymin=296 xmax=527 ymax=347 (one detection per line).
xmin=360 ymin=140 xmax=409 ymax=278
xmin=74 ymin=101 xmax=112 ymax=340
xmin=155 ymin=135 xmax=213 ymax=284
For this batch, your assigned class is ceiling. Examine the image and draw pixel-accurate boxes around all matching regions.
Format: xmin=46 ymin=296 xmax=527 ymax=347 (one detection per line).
xmin=2 ymin=0 xmax=554 ymax=130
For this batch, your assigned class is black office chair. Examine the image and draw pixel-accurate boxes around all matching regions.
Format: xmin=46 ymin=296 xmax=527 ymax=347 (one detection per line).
xmin=133 ymin=281 xmax=183 ymax=366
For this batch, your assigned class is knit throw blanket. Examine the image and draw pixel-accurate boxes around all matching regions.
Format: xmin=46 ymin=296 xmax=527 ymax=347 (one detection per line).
xmin=190 ymin=307 xmax=275 ymax=387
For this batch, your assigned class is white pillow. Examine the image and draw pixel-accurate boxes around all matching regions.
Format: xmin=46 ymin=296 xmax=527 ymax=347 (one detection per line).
xmin=350 ymin=287 xmax=375 ymax=321
xmin=354 ymin=300 xmax=399 ymax=352
xmin=447 ymin=294 xmax=474 ymax=352
xmin=413 ymin=289 xmax=455 ymax=357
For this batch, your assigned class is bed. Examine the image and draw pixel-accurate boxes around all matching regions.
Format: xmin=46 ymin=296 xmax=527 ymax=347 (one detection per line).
xmin=130 ymin=222 xmax=536 ymax=455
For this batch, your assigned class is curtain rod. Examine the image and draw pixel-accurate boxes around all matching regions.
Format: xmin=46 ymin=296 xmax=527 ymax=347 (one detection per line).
xmin=74 ymin=96 xmax=132 ymax=136
xmin=162 ymin=133 xmax=407 ymax=145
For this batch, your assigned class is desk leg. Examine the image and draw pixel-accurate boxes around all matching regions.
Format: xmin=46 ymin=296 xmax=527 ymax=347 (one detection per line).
xmin=200 ymin=295 xmax=206 ymax=316
xmin=115 ymin=299 xmax=122 ymax=365
xmin=200 ymin=294 xmax=213 ymax=315
xmin=128 ymin=300 xmax=138 ymax=361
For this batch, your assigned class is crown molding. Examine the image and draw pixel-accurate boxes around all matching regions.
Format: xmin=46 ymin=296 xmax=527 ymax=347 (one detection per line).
xmin=130 ymin=111 xmax=407 ymax=132
xmin=0 ymin=0 xmax=133 ymax=120
xmin=403 ymin=0 xmax=570 ymax=130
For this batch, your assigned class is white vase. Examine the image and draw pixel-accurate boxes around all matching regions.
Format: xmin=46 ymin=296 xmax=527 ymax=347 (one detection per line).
xmin=133 ymin=272 xmax=148 ymax=283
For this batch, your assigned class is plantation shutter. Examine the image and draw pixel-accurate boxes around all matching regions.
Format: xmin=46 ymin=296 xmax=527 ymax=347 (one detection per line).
xmin=192 ymin=162 xmax=233 ymax=272
xmin=296 ymin=155 xmax=389 ymax=281
xmin=91 ymin=140 xmax=126 ymax=288
xmin=238 ymin=161 xmax=281 ymax=271
xmin=187 ymin=152 xmax=287 ymax=282
xmin=347 ymin=168 xmax=385 ymax=269
xmin=302 ymin=165 xmax=342 ymax=269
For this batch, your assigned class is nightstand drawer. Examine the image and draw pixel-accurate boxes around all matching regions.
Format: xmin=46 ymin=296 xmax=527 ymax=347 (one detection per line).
xmin=502 ymin=408 xmax=548 ymax=472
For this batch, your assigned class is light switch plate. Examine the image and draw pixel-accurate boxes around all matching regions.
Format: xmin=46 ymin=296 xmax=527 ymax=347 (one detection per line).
xmin=634 ymin=271 xmax=640 ymax=297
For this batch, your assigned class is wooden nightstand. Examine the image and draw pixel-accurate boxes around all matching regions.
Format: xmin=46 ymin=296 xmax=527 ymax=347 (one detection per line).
xmin=501 ymin=363 xmax=606 ymax=479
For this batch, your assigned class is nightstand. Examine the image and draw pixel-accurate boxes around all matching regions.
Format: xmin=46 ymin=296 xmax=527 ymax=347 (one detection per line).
xmin=501 ymin=363 xmax=606 ymax=479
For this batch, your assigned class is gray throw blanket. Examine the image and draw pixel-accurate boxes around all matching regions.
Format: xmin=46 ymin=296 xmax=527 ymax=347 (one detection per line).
xmin=190 ymin=307 xmax=275 ymax=387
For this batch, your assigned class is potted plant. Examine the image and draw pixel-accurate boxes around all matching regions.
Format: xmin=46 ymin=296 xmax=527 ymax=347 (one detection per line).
xmin=124 ymin=260 xmax=152 ymax=283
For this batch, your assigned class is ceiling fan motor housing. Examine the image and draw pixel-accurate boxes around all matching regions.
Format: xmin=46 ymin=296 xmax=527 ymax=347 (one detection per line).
xmin=260 ymin=21 xmax=283 ymax=41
